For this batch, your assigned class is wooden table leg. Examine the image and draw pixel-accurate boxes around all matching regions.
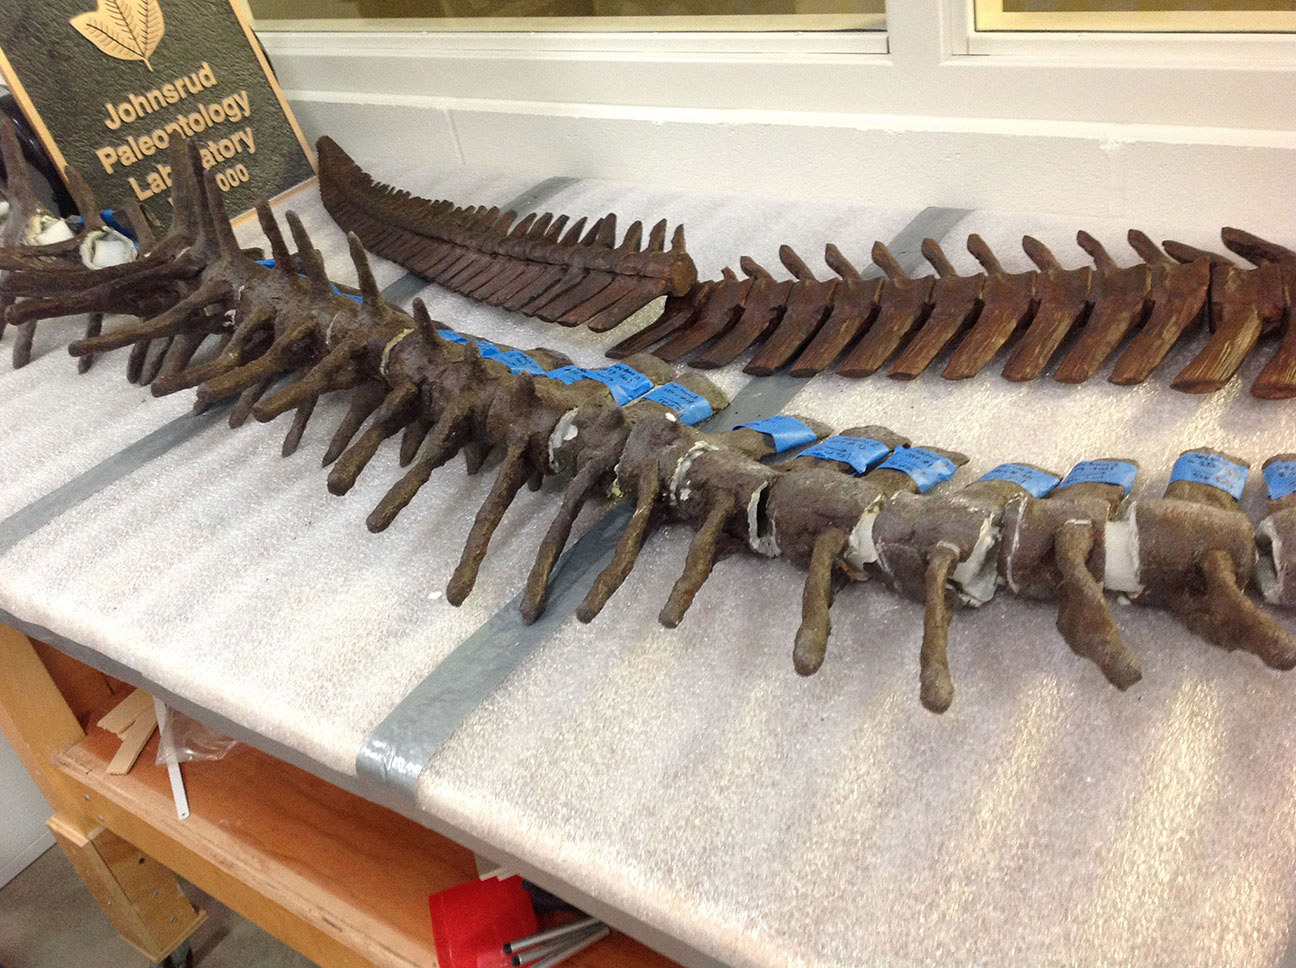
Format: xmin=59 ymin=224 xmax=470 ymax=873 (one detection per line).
xmin=0 ymin=622 xmax=204 ymax=963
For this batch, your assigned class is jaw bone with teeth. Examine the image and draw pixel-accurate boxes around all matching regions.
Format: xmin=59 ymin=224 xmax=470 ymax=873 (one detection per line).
xmin=4 ymin=141 xmax=1295 ymax=713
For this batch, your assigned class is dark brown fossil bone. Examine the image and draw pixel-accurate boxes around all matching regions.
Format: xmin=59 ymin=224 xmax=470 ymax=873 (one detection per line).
xmin=13 ymin=141 xmax=1296 ymax=722
xmin=1105 ymin=231 xmax=1211 ymax=387
xmin=1220 ymin=229 xmax=1296 ymax=399
xmin=999 ymin=237 xmax=1093 ymax=382
xmin=836 ymin=242 xmax=934 ymax=379
xmin=873 ymin=464 xmax=1061 ymax=711
xmin=999 ymin=459 xmax=1142 ymax=689
xmin=690 ymin=256 xmax=794 ymax=369
xmin=1256 ymin=453 xmax=1296 ymax=607
xmin=744 ymin=246 xmax=838 ymax=376
xmin=1052 ymin=234 xmax=1152 ymax=385
xmin=317 ymin=137 xmax=696 ymax=331
xmin=888 ymin=238 xmax=986 ymax=381
xmin=1164 ymin=237 xmax=1286 ymax=394
xmin=1134 ymin=449 xmax=1296 ymax=671
xmin=940 ymin=235 xmax=1038 ymax=381
xmin=786 ymin=245 xmax=884 ymax=377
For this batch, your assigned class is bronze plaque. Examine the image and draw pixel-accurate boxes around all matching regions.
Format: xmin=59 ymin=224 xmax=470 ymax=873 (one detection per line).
xmin=0 ymin=0 xmax=316 ymax=222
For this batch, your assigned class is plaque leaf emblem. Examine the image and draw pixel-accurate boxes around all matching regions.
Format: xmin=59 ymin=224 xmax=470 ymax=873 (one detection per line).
xmin=70 ymin=0 xmax=165 ymax=71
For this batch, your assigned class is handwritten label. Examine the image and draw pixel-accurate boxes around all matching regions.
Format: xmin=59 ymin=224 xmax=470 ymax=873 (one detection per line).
xmin=546 ymin=364 xmax=653 ymax=405
xmin=977 ymin=463 xmax=1060 ymax=498
xmin=495 ymin=349 xmax=546 ymax=376
xmin=643 ymin=382 xmax=713 ymax=424
xmin=1170 ymin=451 xmax=1249 ymax=501
xmin=1263 ymin=460 xmax=1296 ymax=502
xmin=877 ymin=447 xmax=959 ymax=493
xmin=800 ymin=435 xmax=892 ymax=475
xmin=736 ymin=416 xmax=819 ymax=453
xmin=1060 ymin=459 xmax=1139 ymax=496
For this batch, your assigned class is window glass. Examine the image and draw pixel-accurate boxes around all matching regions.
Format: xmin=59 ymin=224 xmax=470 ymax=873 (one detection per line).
xmin=246 ymin=0 xmax=886 ymax=31
xmin=975 ymin=0 xmax=1295 ymax=31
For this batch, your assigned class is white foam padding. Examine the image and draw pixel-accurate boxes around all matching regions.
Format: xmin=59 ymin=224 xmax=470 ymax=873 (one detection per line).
xmin=3 ymin=161 xmax=1295 ymax=968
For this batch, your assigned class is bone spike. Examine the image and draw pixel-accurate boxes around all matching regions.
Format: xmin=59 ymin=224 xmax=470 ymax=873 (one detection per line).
xmin=410 ymin=298 xmax=447 ymax=348
xmin=1169 ymin=549 xmax=1296 ymax=670
xmin=871 ymin=241 xmax=909 ymax=280
xmin=68 ymin=278 xmax=234 ymax=357
xmin=118 ymin=197 xmax=156 ymax=249
xmin=255 ymin=200 xmax=294 ymax=272
xmin=779 ymin=245 xmax=817 ymax=282
xmin=327 ymin=382 xmax=418 ymax=495
xmin=823 ymin=243 xmax=862 ymax=281
xmin=577 ymin=466 xmax=659 ymax=622
xmin=966 ymin=234 xmax=1005 ymax=274
xmin=198 ymin=317 xmax=315 ymax=404
xmin=739 ymin=256 xmax=774 ymax=282
xmin=660 ymin=495 xmax=737 ymax=629
xmin=77 ymin=314 xmax=104 ymax=374
xmin=1076 ymin=231 xmax=1120 ymax=273
xmin=11 ymin=321 xmax=36 ymax=369
xmin=919 ymin=545 xmax=960 ymax=713
xmin=1054 ymin=522 xmax=1142 ymax=688
xmin=399 ymin=419 xmax=431 ymax=466
xmin=323 ymin=382 xmax=389 ymax=467
xmin=1022 ymin=235 xmax=1062 ymax=271
xmin=792 ymin=528 xmax=849 ymax=675
xmin=228 ymin=376 xmax=273 ymax=428
xmin=921 ymin=238 xmax=958 ymax=278
xmin=521 ymin=455 xmax=618 ymax=624
xmin=282 ymin=397 xmax=317 ymax=457
xmin=126 ymin=338 xmax=152 ymax=384
xmin=670 ymin=224 xmax=687 ymax=253
xmin=1220 ymin=227 xmax=1296 ymax=267
xmin=139 ymin=335 xmax=175 ymax=388
xmin=347 ymin=232 xmax=382 ymax=305
xmin=254 ymin=333 xmax=362 ymax=420
xmin=446 ymin=445 xmax=532 ymax=606
xmin=202 ymin=172 xmax=241 ymax=257
xmin=1127 ymin=229 xmax=1173 ymax=266
xmin=63 ymin=165 xmax=105 ymax=230
xmin=0 ymin=116 xmax=39 ymax=217
xmin=619 ymin=220 xmax=644 ymax=251
xmin=366 ymin=398 xmax=472 ymax=533
xmin=647 ymin=219 xmax=668 ymax=251
xmin=1163 ymin=239 xmax=1227 ymax=266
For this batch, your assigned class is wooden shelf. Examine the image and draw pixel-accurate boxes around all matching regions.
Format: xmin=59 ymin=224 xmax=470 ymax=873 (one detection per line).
xmin=53 ymin=723 xmax=678 ymax=968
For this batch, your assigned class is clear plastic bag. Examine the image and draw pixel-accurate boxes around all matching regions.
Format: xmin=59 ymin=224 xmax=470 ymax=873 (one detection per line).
xmin=155 ymin=705 xmax=240 ymax=765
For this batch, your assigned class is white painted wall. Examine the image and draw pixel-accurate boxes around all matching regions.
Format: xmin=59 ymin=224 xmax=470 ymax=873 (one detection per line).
xmin=256 ymin=0 xmax=1296 ymax=235
xmin=0 ymin=734 xmax=53 ymax=888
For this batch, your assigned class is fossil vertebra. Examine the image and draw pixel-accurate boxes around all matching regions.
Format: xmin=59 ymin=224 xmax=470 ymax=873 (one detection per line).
xmin=5 ymin=141 xmax=1294 ymax=714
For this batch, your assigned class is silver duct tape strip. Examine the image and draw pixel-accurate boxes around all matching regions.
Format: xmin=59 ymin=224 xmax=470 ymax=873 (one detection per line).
xmin=356 ymin=205 xmax=972 ymax=797
xmin=0 ymin=404 xmax=232 ymax=556
xmin=0 ymin=604 xmax=724 ymax=968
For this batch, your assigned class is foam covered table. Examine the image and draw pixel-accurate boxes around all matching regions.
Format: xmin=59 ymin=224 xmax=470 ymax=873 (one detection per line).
xmin=2 ymin=155 xmax=1295 ymax=968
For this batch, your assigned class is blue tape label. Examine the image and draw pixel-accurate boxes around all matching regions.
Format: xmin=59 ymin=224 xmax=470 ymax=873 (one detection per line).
xmin=546 ymin=364 xmax=653 ymax=405
xmin=977 ymin=463 xmax=1060 ymax=498
xmin=1170 ymin=451 xmax=1249 ymax=501
xmin=495 ymin=350 xmax=546 ymax=376
xmin=473 ymin=339 xmax=501 ymax=360
xmin=877 ymin=447 xmax=959 ymax=493
xmin=546 ymin=365 xmax=591 ymax=385
xmin=1060 ymin=459 xmax=1139 ymax=496
xmin=1263 ymin=460 xmax=1296 ymax=501
xmin=801 ymin=436 xmax=892 ymax=475
xmin=644 ymin=382 xmax=713 ymax=424
xmin=437 ymin=328 xmax=467 ymax=344
xmin=737 ymin=416 xmax=819 ymax=453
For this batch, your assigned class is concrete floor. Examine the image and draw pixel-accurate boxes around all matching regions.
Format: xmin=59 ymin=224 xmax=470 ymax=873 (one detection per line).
xmin=0 ymin=846 xmax=316 ymax=967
